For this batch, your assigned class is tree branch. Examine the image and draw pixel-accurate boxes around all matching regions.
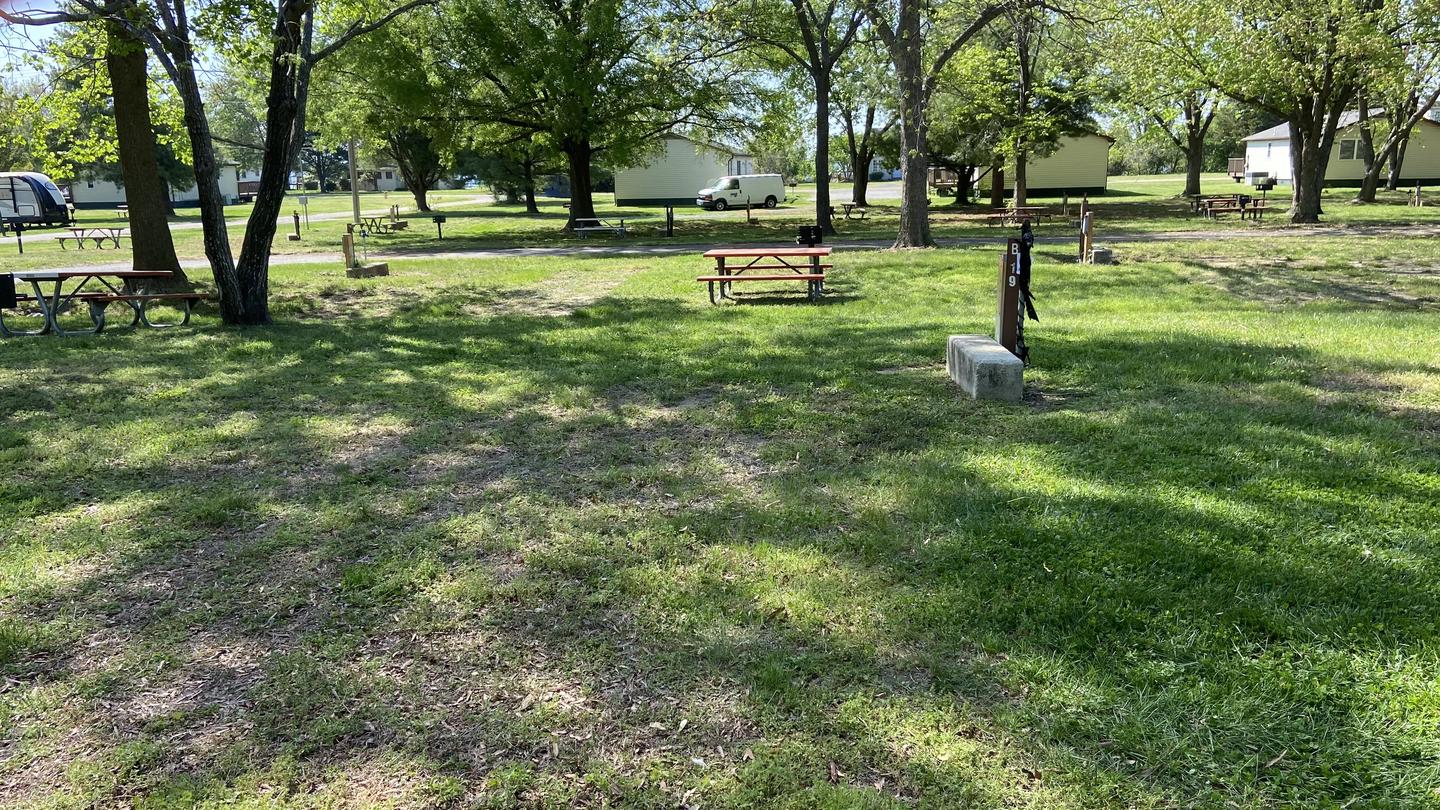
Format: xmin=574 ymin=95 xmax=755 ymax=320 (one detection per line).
xmin=312 ymin=0 xmax=441 ymax=62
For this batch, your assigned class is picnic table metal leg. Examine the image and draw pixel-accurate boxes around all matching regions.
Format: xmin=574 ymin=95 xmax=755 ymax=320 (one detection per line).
xmin=42 ymin=279 xmax=102 ymax=337
xmin=139 ymin=297 xmax=193 ymax=328
xmin=0 ymin=283 xmax=49 ymax=337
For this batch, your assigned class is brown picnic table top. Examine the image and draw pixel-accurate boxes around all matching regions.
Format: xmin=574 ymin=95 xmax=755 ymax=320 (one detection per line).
xmin=12 ymin=269 xmax=173 ymax=282
xmin=703 ymin=246 xmax=832 ymax=259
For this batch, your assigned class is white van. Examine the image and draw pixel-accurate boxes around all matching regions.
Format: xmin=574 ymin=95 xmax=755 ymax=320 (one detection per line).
xmin=696 ymin=174 xmax=784 ymax=211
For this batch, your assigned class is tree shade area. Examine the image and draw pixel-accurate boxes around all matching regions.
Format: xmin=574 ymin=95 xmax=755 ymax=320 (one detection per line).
xmin=2 ymin=0 xmax=1440 ymax=805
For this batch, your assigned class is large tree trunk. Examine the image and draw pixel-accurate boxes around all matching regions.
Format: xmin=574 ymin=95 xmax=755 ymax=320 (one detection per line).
xmin=563 ymin=140 xmax=596 ymax=226
xmin=852 ymin=148 xmax=872 ymax=208
xmin=814 ymin=72 xmax=836 ymax=234
xmin=1288 ymin=127 xmax=1327 ymax=223
xmin=1387 ymin=133 xmax=1411 ymax=191
xmin=954 ymin=164 xmax=974 ymax=204
xmin=522 ymin=154 xmax=539 ymax=214
xmin=167 ymin=25 xmax=241 ymax=317
xmin=1286 ymin=103 xmax=1345 ymax=224
xmin=1182 ymin=132 xmax=1205 ymax=198
xmin=105 ymin=19 xmax=185 ymax=286
xmin=891 ymin=10 xmax=931 ymax=248
xmin=231 ymin=0 xmax=314 ymax=325
xmin=1355 ymin=105 xmax=1379 ymax=203
xmin=846 ymin=106 xmax=878 ymax=207
xmin=389 ymin=129 xmax=440 ymax=212
xmin=990 ymin=165 xmax=1005 ymax=208
xmin=1014 ymin=148 xmax=1028 ymax=207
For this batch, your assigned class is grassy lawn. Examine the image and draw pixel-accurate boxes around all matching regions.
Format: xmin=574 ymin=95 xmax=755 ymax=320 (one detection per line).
xmin=2 ymin=230 xmax=1438 ymax=806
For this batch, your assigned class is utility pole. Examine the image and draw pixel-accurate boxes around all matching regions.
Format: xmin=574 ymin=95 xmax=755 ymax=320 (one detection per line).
xmin=348 ymin=139 xmax=361 ymax=225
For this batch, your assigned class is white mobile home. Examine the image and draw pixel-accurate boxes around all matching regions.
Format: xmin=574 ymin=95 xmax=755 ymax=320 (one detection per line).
xmin=68 ymin=164 xmax=242 ymax=208
xmin=613 ymin=135 xmax=756 ymax=206
xmin=977 ymin=132 xmax=1113 ymax=195
xmin=1239 ymin=112 xmax=1440 ymax=186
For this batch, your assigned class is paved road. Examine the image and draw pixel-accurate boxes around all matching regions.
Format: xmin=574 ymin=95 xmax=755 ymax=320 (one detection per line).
xmin=23 ymin=224 xmax=1431 ymax=277
xmin=0 ymin=194 xmax=494 ymax=245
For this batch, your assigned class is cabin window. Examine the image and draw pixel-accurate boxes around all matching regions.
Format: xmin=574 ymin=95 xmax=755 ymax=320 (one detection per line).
xmin=1266 ymin=144 xmax=1272 ymax=158
xmin=86 ymin=181 xmax=94 ymax=188
xmin=1339 ymin=139 xmax=1360 ymax=161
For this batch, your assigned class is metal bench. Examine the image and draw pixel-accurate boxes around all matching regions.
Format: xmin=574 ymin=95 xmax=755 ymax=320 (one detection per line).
xmin=572 ymin=217 xmax=626 ymax=236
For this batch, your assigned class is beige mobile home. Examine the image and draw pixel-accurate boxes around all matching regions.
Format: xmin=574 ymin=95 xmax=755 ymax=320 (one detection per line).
xmin=1238 ymin=112 xmax=1440 ymax=186
xmin=977 ymin=132 xmax=1113 ymax=195
xmin=614 ymin=135 xmax=755 ymax=206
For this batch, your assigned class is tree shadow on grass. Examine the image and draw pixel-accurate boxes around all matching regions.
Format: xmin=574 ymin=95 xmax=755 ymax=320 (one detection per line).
xmin=1 ymin=290 xmax=1438 ymax=806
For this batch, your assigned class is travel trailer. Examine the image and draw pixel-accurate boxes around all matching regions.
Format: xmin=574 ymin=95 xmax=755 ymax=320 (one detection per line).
xmin=0 ymin=172 xmax=72 ymax=226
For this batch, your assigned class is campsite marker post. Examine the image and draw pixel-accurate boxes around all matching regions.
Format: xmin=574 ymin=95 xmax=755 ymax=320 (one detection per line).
xmin=996 ymin=238 xmax=1021 ymax=354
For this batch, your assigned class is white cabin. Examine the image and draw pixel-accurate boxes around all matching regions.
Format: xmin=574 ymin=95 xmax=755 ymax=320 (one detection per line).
xmin=1240 ymin=123 xmax=1294 ymax=184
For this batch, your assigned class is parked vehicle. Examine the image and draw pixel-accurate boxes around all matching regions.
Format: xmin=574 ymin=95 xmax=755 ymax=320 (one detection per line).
xmin=696 ymin=174 xmax=784 ymax=211
xmin=0 ymin=173 xmax=72 ymax=226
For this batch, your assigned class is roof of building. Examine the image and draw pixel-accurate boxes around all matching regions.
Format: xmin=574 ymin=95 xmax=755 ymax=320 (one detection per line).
xmin=1242 ymin=110 xmax=1440 ymax=142
xmin=662 ymin=133 xmax=753 ymax=159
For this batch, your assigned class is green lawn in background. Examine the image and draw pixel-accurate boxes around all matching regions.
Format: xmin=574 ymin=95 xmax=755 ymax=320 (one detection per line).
xmin=8 ymin=174 xmax=1440 ymax=276
xmin=2 ymin=231 xmax=1438 ymax=806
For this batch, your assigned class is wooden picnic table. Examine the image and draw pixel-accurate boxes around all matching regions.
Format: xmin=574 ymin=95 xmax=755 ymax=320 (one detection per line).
xmin=1 ymin=270 xmax=203 ymax=337
xmin=57 ymin=226 xmax=126 ymax=250
xmin=838 ymin=202 xmax=867 ymax=221
xmin=698 ymin=246 xmax=831 ymax=304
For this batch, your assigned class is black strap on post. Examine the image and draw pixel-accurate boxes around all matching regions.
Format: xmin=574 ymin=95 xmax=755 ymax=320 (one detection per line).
xmin=1014 ymin=222 xmax=1039 ymax=365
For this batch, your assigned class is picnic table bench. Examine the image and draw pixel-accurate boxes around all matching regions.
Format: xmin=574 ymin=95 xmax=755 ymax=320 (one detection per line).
xmin=1 ymin=270 xmax=207 ymax=337
xmin=55 ymin=226 xmax=126 ymax=250
xmin=572 ymin=216 xmax=626 ymax=236
xmin=837 ymin=202 xmax=867 ymax=221
xmin=985 ymin=207 xmax=1052 ymax=227
xmin=698 ymin=246 xmax=831 ymax=304
xmin=1197 ymin=195 xmax=1267 ymax=220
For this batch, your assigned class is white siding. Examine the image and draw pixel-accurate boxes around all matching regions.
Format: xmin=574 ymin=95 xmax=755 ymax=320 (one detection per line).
xmin=69 ymin=177 xmax=128 ymax=207
xmin=614 ymin=137 xmax=750 ymax=205
xmin=1244 ymin=139 xmax=1292 ymax=183
xmin=69 ymin=166 xmax=240 ymax=207
xmin=370 ymin=168 xmax=403 ymax=192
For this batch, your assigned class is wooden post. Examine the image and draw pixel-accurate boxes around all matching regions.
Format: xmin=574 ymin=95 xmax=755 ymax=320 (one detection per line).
xmin=342 ymin=232 xmax=356 ymax=268
xmin=1078 ymin=196 xmax=1092 ymax=263
xmin=996 ymin=238 xmax=1021 ymax=353
xmin=348 ymin=139 xmax=361 ymax=225
xmin=288 ymin=212 xmax=301 ymax=241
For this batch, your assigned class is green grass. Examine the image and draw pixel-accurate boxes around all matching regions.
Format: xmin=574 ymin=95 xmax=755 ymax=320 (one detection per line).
xmin=2 ymin=230 xmax=1439 ymax=807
